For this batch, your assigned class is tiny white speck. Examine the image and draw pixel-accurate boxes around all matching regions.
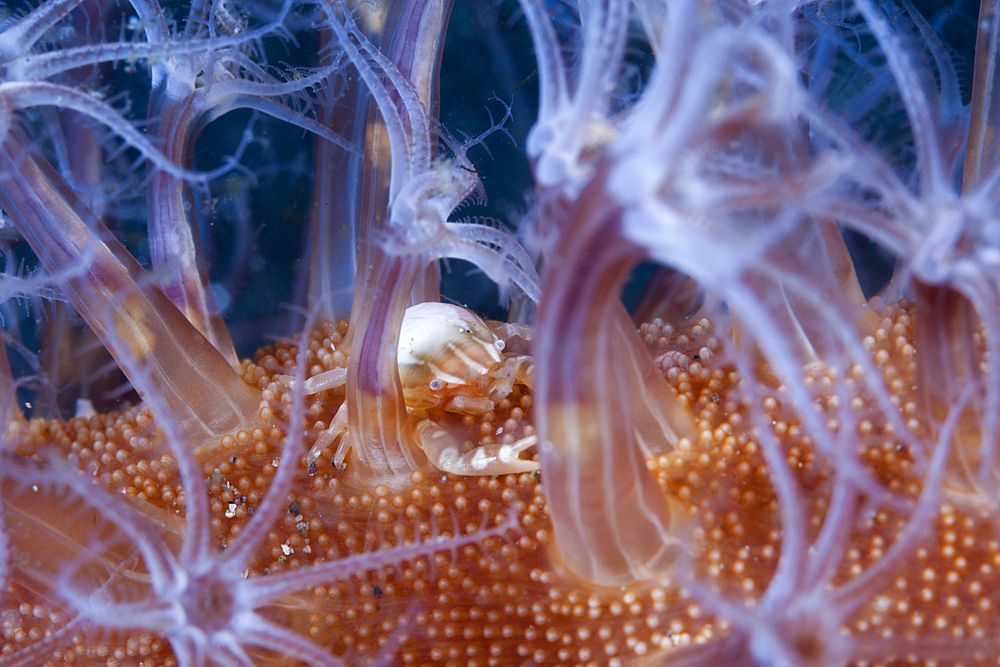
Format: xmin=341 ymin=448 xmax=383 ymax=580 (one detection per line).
xmin=281 ymin=543 xmax=293 ymax=555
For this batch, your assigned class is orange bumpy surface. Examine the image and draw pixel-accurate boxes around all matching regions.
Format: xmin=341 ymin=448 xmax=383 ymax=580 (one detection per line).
xmin=3 ymin=302 xmax=997 ymax=667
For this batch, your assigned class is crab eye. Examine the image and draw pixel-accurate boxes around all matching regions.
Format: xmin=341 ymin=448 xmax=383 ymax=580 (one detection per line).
xmin=494 ymin=340 xmax=505 ymax=352
xmin=429 ymin=379 xmax=442 ymax=391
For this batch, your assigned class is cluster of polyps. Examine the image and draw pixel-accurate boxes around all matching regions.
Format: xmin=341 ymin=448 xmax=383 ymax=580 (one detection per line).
xmin=1 ymin=0 xmax=999 ymax=665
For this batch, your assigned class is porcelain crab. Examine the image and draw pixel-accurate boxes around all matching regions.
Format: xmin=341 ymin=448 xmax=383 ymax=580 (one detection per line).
xmin=300 ymin=302 xmax=538 ymax=476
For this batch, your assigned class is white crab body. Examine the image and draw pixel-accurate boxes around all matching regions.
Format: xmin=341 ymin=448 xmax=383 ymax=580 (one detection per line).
xmin=397 ymin=302 xmax=505 ymax=410
xmin=303 ymin=302 xmax=538 ymax=476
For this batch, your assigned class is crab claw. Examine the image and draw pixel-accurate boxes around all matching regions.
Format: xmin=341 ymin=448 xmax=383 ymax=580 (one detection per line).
xmin=413 ymin=420 xmax=539 ymax=476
